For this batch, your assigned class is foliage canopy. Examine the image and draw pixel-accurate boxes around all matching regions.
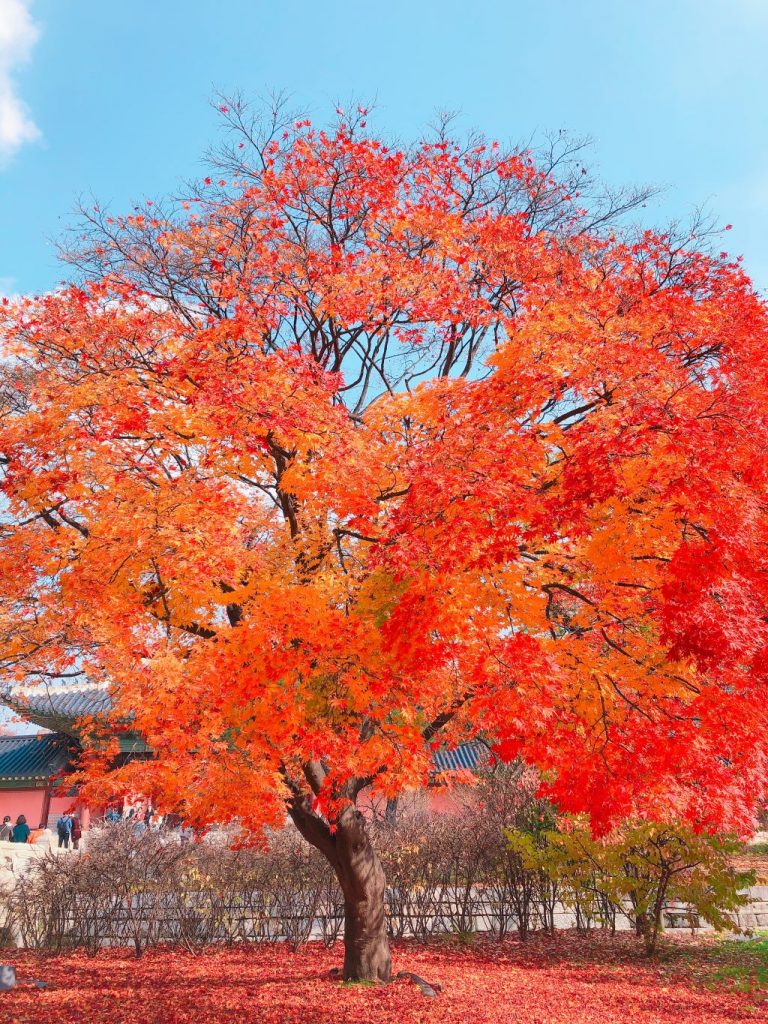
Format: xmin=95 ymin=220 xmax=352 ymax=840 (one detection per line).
xmin=1 ymin=106 xmax=767 ymax=843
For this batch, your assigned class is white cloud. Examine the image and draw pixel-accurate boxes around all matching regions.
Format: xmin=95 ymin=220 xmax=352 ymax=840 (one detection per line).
xmin=0 ymin=0 xmax=40 ymax=165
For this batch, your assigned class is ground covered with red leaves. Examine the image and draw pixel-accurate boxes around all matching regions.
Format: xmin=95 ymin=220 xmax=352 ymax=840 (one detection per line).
xmin=3 ymin=933 xmax=767 ymax=1023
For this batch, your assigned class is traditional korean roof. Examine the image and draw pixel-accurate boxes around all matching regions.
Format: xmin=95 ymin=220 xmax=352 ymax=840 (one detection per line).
xmin=432 ymin=740 xmax=487 ymax=772
xmin=0 ymin=733 xmax=71 ymax=786
xmin=1 ymin=683 xmax=148 ymax=753
xmin=3 ymin=683 xmax=487 ymax=769
xmin=2 ymin=682 xmax=111 ymax=739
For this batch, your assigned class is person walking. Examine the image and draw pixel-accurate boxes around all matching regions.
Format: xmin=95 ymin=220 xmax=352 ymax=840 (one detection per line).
xmin=70 ymin=815 xmax=82 ymax=851
xmin=12 ymin=815 xmax=30 ymax=843
xmin=56 ymin=813 xmax=72 ymax=849
xmin=0 ymin=816 xmax=12 ymax=841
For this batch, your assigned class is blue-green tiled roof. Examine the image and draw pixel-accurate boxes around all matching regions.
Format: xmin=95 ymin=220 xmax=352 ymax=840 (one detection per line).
xmin=0 ymin=734 xmax=71 ymax=784
xmin=3 ymin=685 xmax=485 ymax=770
xmin=432 ymin=741 xmax=487 ymax=772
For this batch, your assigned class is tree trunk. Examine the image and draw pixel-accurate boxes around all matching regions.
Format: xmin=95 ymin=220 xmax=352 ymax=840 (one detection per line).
xmin=335 ymin=808 xmax=391 ymax=982
xmin=288 ymin=797 xmax=391 ymax=982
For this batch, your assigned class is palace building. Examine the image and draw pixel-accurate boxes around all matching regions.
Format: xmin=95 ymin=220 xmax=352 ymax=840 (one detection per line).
xmin=1 ymin=682 xmax=485 ymax=829
xmin=0 ymin=683 xmax=149 ymax=830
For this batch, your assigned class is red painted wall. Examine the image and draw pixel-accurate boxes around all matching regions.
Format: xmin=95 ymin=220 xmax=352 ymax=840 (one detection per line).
xmin=356 ymin=784 xmax=471 ymax=822
xmin=0 ymin=789 xmax=91 ymax=832
xmin=425 ymin=788 xmax=467 ymax=815
xmin=0 ymin=788 xmax=46 ymax=828
xmin=49 ymin=792 xmax=77 ymax=819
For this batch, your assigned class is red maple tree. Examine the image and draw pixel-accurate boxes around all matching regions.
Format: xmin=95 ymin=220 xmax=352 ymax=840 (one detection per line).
xmin=1 ymin=105 xmax=767 ymax=979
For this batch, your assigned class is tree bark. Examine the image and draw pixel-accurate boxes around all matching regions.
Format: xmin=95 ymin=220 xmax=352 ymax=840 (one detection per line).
xmin=287 ymin=797 xmax=391 ymax=982
xmin=335 ymin=807 xmax=391 ymax=982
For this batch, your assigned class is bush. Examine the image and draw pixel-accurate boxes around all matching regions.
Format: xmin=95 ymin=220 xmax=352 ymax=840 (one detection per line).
xmin=507 ymin=820 xmax=755 ymax=953
xmin=3 ymin=823 xmax=342 ymax=956
xmin=0 ymin=769 xmax=755 ymax=956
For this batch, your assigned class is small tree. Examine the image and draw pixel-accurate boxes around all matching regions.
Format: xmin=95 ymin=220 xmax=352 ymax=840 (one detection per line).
xmin=613 ymin=824 xmax=753 ymax=953
xmin=519 ymin=821 xmax=755 ymax=953
xmin=2 ymin=102 xmax=768 ymax=979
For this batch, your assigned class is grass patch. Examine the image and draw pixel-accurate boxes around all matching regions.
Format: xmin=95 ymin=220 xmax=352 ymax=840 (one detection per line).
xmin=743 ymin=842 xmax=768 ymax=857
xmin=707 ymin=937 xmax=768 ymax=993
xmin=655 ymin=932 xmax=768 ymax=998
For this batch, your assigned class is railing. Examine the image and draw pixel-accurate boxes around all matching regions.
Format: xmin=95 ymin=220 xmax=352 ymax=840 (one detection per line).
xmin=11 ymin=885 xmax=763 ymax=952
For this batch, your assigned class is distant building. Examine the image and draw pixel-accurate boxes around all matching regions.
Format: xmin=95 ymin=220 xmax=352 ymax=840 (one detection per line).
xmin=1 ymin=682 xmax=149 ymax=830
xmin=1 ymin=682 xmax=487 ymax=828
xmin=0 ymin=733 xmax=75 ymax=829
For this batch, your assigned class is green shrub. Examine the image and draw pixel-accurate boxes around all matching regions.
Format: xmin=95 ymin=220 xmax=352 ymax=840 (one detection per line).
xmin=506 ymin=819 xmax=755 ymax=953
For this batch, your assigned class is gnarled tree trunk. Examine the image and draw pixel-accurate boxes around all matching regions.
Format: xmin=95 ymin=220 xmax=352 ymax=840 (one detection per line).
xmin=335 ymin=807 xmax=391 ymax=981
xmin=288 ymin=794 xmax=391 ymax=982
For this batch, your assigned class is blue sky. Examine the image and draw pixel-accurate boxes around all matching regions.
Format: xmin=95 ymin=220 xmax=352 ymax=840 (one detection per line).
xmin=0 ymin=0 xmax=767 ymax=297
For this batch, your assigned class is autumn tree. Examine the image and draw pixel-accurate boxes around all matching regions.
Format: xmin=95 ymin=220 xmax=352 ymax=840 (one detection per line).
xmin=1 ymin=103 xmax=768 ymax=980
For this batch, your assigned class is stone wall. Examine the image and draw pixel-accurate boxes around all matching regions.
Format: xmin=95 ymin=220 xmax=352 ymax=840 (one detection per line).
xmin=0 ymin=833 xmax=78 ymax=890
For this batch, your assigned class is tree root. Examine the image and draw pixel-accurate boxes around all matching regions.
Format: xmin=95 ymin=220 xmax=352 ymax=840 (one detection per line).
xmin=329 ymin=966 xmax=441 ymax=996
xmin=395 ymin=970 xmax=441 ymax=997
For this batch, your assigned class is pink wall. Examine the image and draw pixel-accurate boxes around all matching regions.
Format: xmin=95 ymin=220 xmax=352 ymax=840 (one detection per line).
xmin=0 ymin=789 xmax=92 ymax=831
xmin=0 ymin=788 xmax=46 ymax=828
xmin=49 ymin=793 xmax=77 ymax=818
xmin=425 ymin=788 xmax=467 ymax=815
xmin=356 ymin=784 xmax=470 ymax=822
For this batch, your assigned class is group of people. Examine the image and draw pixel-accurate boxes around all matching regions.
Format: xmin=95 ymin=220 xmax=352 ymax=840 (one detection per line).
xmin=0 ymin=812 xmax=82 ymax=847
xmin=55 ymin=812 xmax=83 ymax=849
xmin=104 ymin=805 xmax=188 ymax=836
xmin=103 ymin=806 xmax=195 ymax=840
xmin=0 ymin=814 xmax=31 ymax=843
xmin=0 ymin=806 xmax=192 ymax=845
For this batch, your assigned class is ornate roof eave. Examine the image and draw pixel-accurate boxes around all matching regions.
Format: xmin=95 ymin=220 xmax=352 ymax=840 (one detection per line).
xmin=2 ymin=681 xmax=113 ymax=739
xmin=3 ymin=683 xmax=487 ymax=768
xmin=0 ymin=733 xmax=72 ymax=787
